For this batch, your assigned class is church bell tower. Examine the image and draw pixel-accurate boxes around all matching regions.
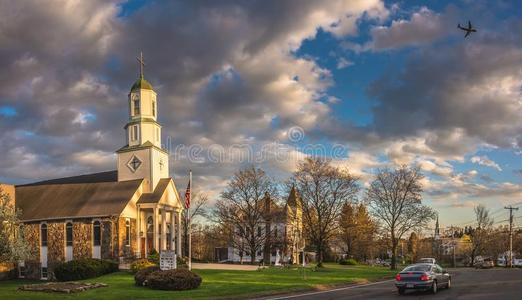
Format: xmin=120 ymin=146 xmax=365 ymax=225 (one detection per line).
xmin=116 ymin=52 xmax=169 ymax=192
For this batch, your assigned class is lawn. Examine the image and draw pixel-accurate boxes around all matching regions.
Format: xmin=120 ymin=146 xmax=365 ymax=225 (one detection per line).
xmin=0 ymin=264 xmax=395 ymax=300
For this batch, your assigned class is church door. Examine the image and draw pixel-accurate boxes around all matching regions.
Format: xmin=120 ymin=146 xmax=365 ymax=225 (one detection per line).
xmin=140 ymin=238 xmax=146 ymax=258
xmin=146 ymin=216 xmax=154 ymax=254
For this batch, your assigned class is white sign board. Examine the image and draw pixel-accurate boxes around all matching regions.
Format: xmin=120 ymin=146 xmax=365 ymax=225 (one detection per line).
xmin=160 ymin=250 xmax=177 ymax=270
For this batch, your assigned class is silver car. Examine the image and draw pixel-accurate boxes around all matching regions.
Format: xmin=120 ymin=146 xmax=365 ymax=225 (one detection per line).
xmin=395 ymin=263 xmax=451 ymax=295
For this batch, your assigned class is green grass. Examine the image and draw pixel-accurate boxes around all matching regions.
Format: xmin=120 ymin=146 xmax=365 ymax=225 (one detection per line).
xmin=0 ymin=264 xmax=395 ymax=300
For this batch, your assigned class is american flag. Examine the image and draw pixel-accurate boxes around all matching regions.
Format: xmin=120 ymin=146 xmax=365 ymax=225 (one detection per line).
xmin=184 ymin=171 xmax=191 ymax=209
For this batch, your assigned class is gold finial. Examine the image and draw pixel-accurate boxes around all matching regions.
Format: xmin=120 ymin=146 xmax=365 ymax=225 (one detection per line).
xmin=136 ymin=51 xmax=145 ymax=78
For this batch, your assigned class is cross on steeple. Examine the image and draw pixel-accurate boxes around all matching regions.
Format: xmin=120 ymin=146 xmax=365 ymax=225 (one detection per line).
xmin=136 ymin=51 xmax=145 ymax=78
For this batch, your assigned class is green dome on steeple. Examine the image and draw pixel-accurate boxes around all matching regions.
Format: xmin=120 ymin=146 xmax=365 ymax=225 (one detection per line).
xmin=130 ymin=77 xmax=153 ymax=92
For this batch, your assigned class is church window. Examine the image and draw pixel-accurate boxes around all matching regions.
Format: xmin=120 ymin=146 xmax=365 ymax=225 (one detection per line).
xmin=41 ymin=224 xmax=47 ymax=247
xmin=93 ymin=221 xmax=101 ymax=246
xmin=125 ymin=220 xmax=131 ymax=246
xmin=18 ymin=264 xmax=26 ymax=278
xmin=130 ymin=125 xmax=139 ymax=141
xmin=133 ymin=98 xmax=140 ymax=115
xmin=152 ymin=101 xmax=156 ymax=117
xmin=66 ymin=222 xmax=73 ymax=246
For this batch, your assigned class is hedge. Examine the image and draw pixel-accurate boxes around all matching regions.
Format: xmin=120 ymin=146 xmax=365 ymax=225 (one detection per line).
xmin=54 ymin=258 xmax=118 ymax=281
xmin=146 ymin=269 xmax=202 ymax=291
xmin=135 ymin=265 xmax=161 ymax=286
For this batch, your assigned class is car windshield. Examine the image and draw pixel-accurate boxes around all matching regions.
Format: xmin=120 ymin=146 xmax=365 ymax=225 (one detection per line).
xmin=402 ymin=264 xmax=431 ymax=272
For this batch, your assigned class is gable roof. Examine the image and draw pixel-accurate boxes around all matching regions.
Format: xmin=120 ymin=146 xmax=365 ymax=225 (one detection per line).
xmin=137 ymin=178 xmax=170 ymax=204
xmin=17 ymin=170 xmax=118 ymax=187
xmin=15 ymin=179 xmax=143 ymax=222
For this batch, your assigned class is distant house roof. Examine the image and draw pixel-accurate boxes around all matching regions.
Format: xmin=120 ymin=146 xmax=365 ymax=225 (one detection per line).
xmin=17 ymin=170 xmax=118 ymax=187
xmin=137 ymin=178 xmax=171 ymax=204
xmin=15 ymin=179 xmax=143 ymax=222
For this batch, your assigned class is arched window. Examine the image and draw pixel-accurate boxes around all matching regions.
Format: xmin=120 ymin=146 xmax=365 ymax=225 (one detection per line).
xmin=152 ymin=101 xmax=156 ymax=117
xmin=133 ymin=98 xmax=140 ymax=115
xmin=66 ymin=222 xmax=73 ymax=246
xmin=41 ymin=224 xmax=47 ymax=247
xmin=93 ymin=221 xmax=101 ymax=246
xmin=125 ymin=220 xmax=131 ymax=246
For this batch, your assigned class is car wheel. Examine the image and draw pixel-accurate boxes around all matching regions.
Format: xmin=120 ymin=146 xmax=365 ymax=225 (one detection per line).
xmin=398 ymin=287 xmax=405 ymax=295
xmin=446 ymin=278 xmax=451 ymax=289
xmin=431 ymin=281 xmax=438 ymax=294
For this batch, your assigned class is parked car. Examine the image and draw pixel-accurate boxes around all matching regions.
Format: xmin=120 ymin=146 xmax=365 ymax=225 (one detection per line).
xmin=395 ymin=263 xmax=451 ymax=295
xmin=417 ymin=258 xmax=436 ymax=264
xmin=475 ymin=259 xmax=494 ymax=269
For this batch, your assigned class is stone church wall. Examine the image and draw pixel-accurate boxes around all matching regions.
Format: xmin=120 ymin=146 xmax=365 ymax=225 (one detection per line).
xmin=73 ymin=219 xmax=92 ymax=260
xmin=18 ymin=217 xmax=125 ymax=279
xmin=47 ymin=222 xmax=65 ymax=280
xmin=117 ymin=217 xmax=137 ymax=258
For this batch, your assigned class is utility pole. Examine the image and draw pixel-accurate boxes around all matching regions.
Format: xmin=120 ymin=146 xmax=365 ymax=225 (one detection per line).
xmin=504 ymin=206 xmax=519 ymax=268
xmin=452 ymin=238 xmax=457 ymax=268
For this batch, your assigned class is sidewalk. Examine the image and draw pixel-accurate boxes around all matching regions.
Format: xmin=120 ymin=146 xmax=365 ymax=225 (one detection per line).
xmin=191 ymin=263 xmax=258 ymax=271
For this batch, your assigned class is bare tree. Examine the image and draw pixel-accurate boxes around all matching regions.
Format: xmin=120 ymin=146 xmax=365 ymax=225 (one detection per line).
xmin=182 ymin=192 xmax=209 ymax=257
xmin=366 ymin=166 xmax=436 ymax=270
xmin=214 ymin=166 xmax=277 ymax=264
xmin=291 ymin=157 xmax=359 ymax=267
xmin=469 ymin=205 xmax=493 ymax=266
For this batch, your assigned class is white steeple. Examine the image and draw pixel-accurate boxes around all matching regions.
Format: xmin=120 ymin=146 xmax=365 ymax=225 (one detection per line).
xmin=116 ymin=53 xmax=169 ymax=192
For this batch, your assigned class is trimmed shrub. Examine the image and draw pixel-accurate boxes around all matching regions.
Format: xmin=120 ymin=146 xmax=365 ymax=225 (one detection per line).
xmin=131 ymin=259 xmax=157 ymax=274
xmin=134 ymin=266 xmax=160 ymax=286
xmin=54 ymin=258 xmax=118 ymax=281
xmin=148 ymin=249 xmax=159 ymax=264
xmin=147 ymin=269 xmax=202 ymax=291
xmin=177 ymin=256 xmax=188 ymax=269
xmin=339 ymin=258 xmax=358 ymax=265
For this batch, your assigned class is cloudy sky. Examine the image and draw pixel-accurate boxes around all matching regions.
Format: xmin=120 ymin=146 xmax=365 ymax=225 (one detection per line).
xmin=0 ymin=0 xmax=521 ymax=229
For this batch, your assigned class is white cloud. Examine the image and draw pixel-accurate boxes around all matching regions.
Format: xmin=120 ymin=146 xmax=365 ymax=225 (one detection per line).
xmin=336 ymin=57 xmax=354 ymax=69
xmin=470 ymin=155 xmax=502 ymax=171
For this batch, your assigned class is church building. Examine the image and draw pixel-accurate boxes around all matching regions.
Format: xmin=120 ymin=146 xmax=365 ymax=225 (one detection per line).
xmin=10 ymin=58 xmax=184 ymax=280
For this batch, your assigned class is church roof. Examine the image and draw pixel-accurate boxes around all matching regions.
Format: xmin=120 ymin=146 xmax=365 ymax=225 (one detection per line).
xmin=17 ymin=170 xmax=118 ymax=187
xmin=116 ymin=141 xmax=168 ymax=154
xmin=130 ymin=77 xmax=153 ymax=92
xmin=137 ymin=178 xmax=171 ymax=204
xmin=15 ymin=179 xmax=143 ymax=222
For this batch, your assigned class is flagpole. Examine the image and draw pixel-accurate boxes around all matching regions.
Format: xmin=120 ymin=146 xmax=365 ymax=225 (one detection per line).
xmin=188 ymin=170 xmax=192 ymax=271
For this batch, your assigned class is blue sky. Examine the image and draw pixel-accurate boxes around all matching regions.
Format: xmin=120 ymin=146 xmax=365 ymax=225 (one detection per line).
xmin=0 ymin=0 xmax=521 ymax=230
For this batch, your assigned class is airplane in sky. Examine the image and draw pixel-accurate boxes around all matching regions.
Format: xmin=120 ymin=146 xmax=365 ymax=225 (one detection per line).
xmin=458 ymin=21 xmax=477 ymax=38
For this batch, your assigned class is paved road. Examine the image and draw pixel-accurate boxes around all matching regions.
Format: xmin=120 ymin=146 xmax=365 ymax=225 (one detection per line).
xmin=263 ymin=268 xmax=522 ymax=300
